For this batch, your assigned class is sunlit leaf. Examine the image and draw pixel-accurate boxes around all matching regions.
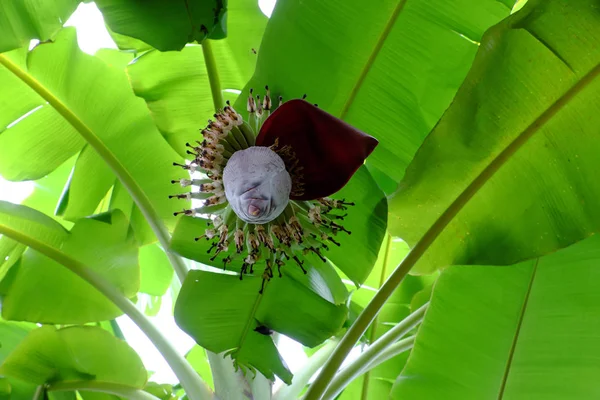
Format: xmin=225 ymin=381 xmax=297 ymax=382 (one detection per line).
xmin=325 ymin=166 xmax=387 ymax=286
xmin=186 ymin=346 xmax=214 ymax=391
xmin=0 ymin=201 xmax=69 ymax=248
xmin=0 ymin=28 xmax=189 ymax=230
xmin=393 ymin=235 xmax=600 ymax=399
xmin=0 ymin=325 xmax=147 ymax=388
xmin=60 ymin=145 xmax=114 ymax=221
xmin=389 ymin=0 xmax=600 ymax=273
xmin=139 ymin=244 xmax=173 ymax=296
xmin=0 ymin=0 xmax=78 ymax=53
xmin=1 ymin=209 xmax=139 ymax=324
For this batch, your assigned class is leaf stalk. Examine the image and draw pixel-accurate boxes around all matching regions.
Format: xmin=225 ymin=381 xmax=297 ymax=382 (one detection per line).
xmin=0 ymin=225 xmax=213 ymax=400
xmin=322 ymin=303 xmax=427 ymax=399
xmin=304 ymin=52 xmax=600 ymax=400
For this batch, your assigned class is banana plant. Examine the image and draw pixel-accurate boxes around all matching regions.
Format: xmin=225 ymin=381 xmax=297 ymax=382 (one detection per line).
xmin=1 ymin=0 xmax=599 ymax=399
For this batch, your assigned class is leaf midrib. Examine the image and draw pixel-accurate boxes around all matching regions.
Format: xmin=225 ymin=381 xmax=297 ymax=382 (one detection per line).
xmin=304 ymin=61 xmax=600 ymax=400
xmin=361 ymin=234 xmax=393 ymax=400
xmin=497 ymin=259 xmax=539 ymax=399
xmin=338 ymin=0 xmax=408 ymax=120
xmin=0 ymin=53 xmax=188 ymax=283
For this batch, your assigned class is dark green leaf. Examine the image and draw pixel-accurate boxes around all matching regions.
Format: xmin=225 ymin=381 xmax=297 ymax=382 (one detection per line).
xmin=0 ymin=201 xmax=68 ymax=248
xmin=95 ymin=0 xmax=227 ymax=51
xmin=175 ymin=270 xmax=347 ymax=383
xmin=393 ymin=235 xmax=600 ymax=399
xmin=0 ymin=377 xmax=9 ymax=400
xmin=0 ymin=0 xmax=79 ymax=53
xmin=127 ymin=0 xmax=266 ymax=157
xmin=0 ymin=326 xmax=147 ymax=388
xmin=24 ymin=156 xmax=75 ymax=226
xmin=326 ymin=166 xmax=387 ymax=286
xmin=238 ymin=0 xmax=514 ymax=190
xmin=389 ymin=0 xmax=600 ymax=273
xmin=106 ymin=24 xmax=152 ymax=53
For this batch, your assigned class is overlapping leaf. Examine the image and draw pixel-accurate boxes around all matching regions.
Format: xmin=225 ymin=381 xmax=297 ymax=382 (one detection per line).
xmin=393 ymin=235 xmax=600 ymax=399
xmin=95 ymin=0 xmax=226 ymax=51
xmin=389 ymin=0 xmax=600 ymax=273
xmin=0 ymin=326 xmax=146 ymax=388
xmin=238 ymin=0 xmax=515 ymax=192
xmin=0 ymin=0 xmax=79 ymax=53
xmin=175 ymin=269 xmax=347 ymax=383
xmin=340 ymin=235 xmax=436 ymax=400
xmin=138 ymin=243 xmax=173 ymax=296
xmin=0 ymin=204 xmax=138 ymax=324
xmin=127 ymin=0 xmax=267 ymax=157
xmin=0 ymin=28 xmax=189 ymax=233
xmin=0 ymin=319 xmax=36 ymax=399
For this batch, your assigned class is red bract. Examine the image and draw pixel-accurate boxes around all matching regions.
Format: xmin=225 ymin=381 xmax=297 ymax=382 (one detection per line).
xmin=255 ymin=100 xmax=378 ymax=200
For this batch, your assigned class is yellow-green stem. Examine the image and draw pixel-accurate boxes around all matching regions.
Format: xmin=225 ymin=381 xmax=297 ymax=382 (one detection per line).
xmin=0 ymin=225 xmax=213 ymax=400
xmin=323 ymin=304 xmax=427 ymax=399
xmin=202 ymin=40 xmax=224 ymax=111
xmin=304 ymin=57 xmax=600 ymax=400
xmin=0 ymin=54 xmax=189 ymax=284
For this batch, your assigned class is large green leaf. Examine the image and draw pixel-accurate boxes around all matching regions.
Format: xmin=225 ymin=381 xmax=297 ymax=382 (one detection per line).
xmin=0 ymin=326 xmax=146 ymax=388
xmin=59 ymin=145 xmax=114 ymax=221
xmin=325 ymin=166 xmax=387 ymax=286
xmin=0 ymin=161 xmax=74 ymax=283
xmin=0 ymin=28 xmax=189 ymax=230
xmin=0 ymin=201 xmax=69 ymax=249
xmin=127 ymin=45 xmax=215 ymax=157
xmin=139 ymin=243 xmax=173 ymax=296
xmin=238 ymin=0 xmax=514 ymax=192
xmin=175 ymin=269 xmax=348 ymax=383
xmin=1 ymin=209 xmax=139 ymax=324
xmin=393 ymin=235 xmax=600 ymax=399
xmin=0 ymin=0 xmax=79 ymax=53
xmin=95 ymin=0 xmax=227 ymax=51
xmin=0 ymin=320 xmax=34 ymax=364
xmin=127 ymin=0 xmax=267 ymax=157
xmin=23 ymin=157 xmax=75 ymax=227
xmin=388 ymin=0 xmax=600 ymax=274
xmin=0 ymin=320 xmax=36 ymax=400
